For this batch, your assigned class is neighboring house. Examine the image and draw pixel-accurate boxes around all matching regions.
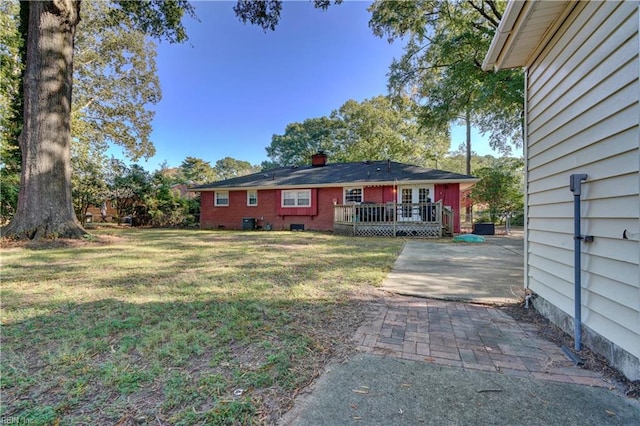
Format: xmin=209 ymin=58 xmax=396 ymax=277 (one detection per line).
xmin=483 ymin=0 xmax=639 ymax=379
xmin=171 ymin=182 xmax=198 ymax=200
xmin=84 ymin=200 xmax=117 ymax=223
xmin=190 ymin=152 xmax=477 ymax=236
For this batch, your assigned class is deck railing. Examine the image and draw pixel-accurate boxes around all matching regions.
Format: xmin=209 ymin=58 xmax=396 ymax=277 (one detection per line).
xmin=334 ymin=202 xmax=450 ymax=237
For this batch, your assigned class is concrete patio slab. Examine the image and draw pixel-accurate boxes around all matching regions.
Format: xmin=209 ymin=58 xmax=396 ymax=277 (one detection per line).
xmin=382 ymin=232 xmax=524 ymax=305
xmin=279 ymin=233 xmax=640 ymax=426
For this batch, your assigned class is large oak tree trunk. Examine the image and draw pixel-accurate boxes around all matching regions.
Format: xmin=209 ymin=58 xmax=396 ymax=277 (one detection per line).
xmin=2 ymin=1 xmax=86 ymax=239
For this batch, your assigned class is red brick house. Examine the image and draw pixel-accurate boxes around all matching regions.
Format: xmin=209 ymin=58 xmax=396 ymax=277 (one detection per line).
xmin=190 ymin=153 xmax=478 ymax=236
xmin=84 ymin=201 xmax=117 ymax=223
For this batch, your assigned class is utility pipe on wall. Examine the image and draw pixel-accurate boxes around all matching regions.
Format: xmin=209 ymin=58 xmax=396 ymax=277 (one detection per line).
xmin=569 ymin=173 xmax=588 ymax=351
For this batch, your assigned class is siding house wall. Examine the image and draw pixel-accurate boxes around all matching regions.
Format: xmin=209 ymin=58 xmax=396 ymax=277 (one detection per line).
xmin=526 ymin=1 xmax=639 ymax=379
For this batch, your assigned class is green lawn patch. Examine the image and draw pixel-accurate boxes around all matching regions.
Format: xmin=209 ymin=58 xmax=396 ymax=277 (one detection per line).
xmin=1 ymin=229 xmax=402 ymax=425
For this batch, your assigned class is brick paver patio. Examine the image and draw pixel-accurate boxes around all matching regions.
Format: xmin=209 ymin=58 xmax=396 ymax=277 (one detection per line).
xmin=353 ymin=295 xmax=610 ymax=387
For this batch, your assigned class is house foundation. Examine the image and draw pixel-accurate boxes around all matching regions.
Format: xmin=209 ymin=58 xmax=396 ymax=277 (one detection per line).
xmin=532 ymin=296 xmax=640 ymax=381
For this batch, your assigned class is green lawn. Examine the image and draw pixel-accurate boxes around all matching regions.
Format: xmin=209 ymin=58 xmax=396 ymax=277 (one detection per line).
xmin=1 ymin=228 xmax=403 ymax=425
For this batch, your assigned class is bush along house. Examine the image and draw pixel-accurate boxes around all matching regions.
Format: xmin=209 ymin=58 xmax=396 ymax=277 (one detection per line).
xmin=190 ymin=152 xmax=478 ymax=237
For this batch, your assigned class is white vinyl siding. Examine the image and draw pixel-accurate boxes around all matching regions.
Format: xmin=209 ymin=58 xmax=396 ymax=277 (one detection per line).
xmin=525 ymin=1 xmax=639 ymax=360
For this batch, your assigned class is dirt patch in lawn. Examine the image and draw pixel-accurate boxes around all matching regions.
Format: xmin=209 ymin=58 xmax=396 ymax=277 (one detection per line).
xmin=0 ymin=234 xmax=125 ymax=249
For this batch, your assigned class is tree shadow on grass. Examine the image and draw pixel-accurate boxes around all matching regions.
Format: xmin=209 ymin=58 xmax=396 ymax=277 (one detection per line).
xmin=1 ymin=229 xmax=401 ymax=423
xmin=1 ymin=295 xmax=376 ymax=425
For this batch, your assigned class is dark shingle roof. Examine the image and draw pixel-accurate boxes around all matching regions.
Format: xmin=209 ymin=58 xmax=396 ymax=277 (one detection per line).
xmin=190 ymin=160 xmax=477 ymax=190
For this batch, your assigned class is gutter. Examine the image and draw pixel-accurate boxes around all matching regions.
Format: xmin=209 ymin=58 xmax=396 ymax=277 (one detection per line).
xmin=188 ymin=179 xmax=481 ymax=192
xmin=482 ymin=0 xmax=528 ymax=71
xmin=483 ymin=0 xmax=576 ymax=72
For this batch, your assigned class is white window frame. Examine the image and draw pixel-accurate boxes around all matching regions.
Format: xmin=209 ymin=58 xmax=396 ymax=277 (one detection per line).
xmin=281 ymin=189 xmax=311 ymax=207
xmin=247 ymin=190 xmax=258 ymax=206
xmin=344 ymin=187 xmax=363 ymax=204
xmin=214 ymin=191 xmax=229 ymax=206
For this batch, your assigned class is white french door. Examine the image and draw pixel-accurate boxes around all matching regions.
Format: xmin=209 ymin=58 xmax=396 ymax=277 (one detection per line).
xmin=397 ymin=186 xmax=434 ymax=221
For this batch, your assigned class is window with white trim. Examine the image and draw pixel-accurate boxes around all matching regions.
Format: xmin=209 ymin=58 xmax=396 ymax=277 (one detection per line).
xmin=247 ymin=190 xmax=258 ymax=206
xmin=282 ymin=190 xmax=311 ymax=207
xmin=344 ymin=187 xmax=363 ymax=204
xmin=215 ymin=191 xmax=229 ymax=206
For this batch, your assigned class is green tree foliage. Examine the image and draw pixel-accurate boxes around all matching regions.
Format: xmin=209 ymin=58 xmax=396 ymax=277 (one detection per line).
xmin=71 ymin=143 xmax=108 ymax=225
xmin=73 ymin=1 xmax=163 ymax=160
xmin=259 ymin=160 xmax=282 ymax=171
xmin=0 ymin=166 xmax=19 ymax=225
xmin=0 ymin=1 xmax=167 ymax=224
xmin=107 ymin=160 xmax=152 ymax=224
xmin=0 ymin=1 xmax=23 ymax=224
xmin=233 ymin=0 xmax=341 ymax=31
xmin=214 ymin=157 xmax=260 ymax=180
xmin=179 ymin=157 xmax=217 ymax=184
xmin=153 ymin=161 xmax=184 ymax=184
xmin=177 ymin=156 xmax=259 ymax=183
xmin=2 ymin=0 xmax=194 ymax=239
xmin=266 ymin=96 xmax=449 ymax=167
xmin=147 ymin=168 xmax=199 ymax=227
xmin=368 ymin=0 xmax=524 ymax=173
xmin=107 ymin=1 xmax=195 ymax=43
xmin=0 ymin=0 xmax=22 ymax=140
xmin=4 ymin=0 xmax=345 ymax=238
xmin=470 ymin=157 xmax=524 ymax=223
xmin=266 ymin=116 xmax=341 ymax=166
xmin=330 ymin=96 xmax=449 ymax=164
xmin=438 ymin=150 xmax=497 ymax=175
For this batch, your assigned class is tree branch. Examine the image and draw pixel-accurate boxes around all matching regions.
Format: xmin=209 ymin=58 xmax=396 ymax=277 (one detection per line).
xmin=77 ymin=98 xmax=96 ymax=112
xmin=466 ymin=0 xmax=500 ymax=28
xmin=486 ymin=0 xmax=502 ymax=22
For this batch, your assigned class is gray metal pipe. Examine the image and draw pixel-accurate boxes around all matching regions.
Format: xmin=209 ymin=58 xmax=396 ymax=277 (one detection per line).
xmin=573 ymin=189 xmax=582 ymax=351
xmin=570 ymin=174 xmax=587 ymax=351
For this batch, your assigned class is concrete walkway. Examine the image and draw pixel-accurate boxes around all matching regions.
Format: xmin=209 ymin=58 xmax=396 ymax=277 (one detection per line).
xmin=381 ymin=232 xmax=525 ymax=304
xmin=281 ymin=352 xmax=640 ymax=425
xmin=281 ymin=295 xmax=640 ymax=425
xmin=279 ymin=233 xmax=640 ymax=425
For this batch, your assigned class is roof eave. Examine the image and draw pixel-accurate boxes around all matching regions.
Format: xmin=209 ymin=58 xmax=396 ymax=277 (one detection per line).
xmin=482 ymin=0 xmax=527 ymax=71
xmin=482 ymin=0 xmax=574 ymax=72
xmin=189 ymin=178 xmax=480 ymax=192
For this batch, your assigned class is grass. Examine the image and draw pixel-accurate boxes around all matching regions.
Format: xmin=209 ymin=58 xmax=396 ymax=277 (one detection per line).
xmin=1 ymin=228 xmax=403 ymax=425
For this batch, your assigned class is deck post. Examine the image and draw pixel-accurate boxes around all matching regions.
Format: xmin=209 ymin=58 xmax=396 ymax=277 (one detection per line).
xmin=393 ymin=202 xmax=397 ymax=237
xmin=352 ymin=204 xmax=356 ymax=235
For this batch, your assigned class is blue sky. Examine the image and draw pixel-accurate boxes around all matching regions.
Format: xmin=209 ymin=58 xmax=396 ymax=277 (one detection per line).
xmin=131 ymin=1 xmax=495 ymax=171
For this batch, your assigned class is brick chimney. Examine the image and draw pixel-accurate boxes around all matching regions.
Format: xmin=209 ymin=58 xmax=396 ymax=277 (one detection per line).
xmin=311 ymin=151 xmax=328 ymax=167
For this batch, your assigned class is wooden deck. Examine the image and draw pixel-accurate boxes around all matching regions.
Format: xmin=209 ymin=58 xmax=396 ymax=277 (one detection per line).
xmin=333 ymin=202 xmax=453 ymax=238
